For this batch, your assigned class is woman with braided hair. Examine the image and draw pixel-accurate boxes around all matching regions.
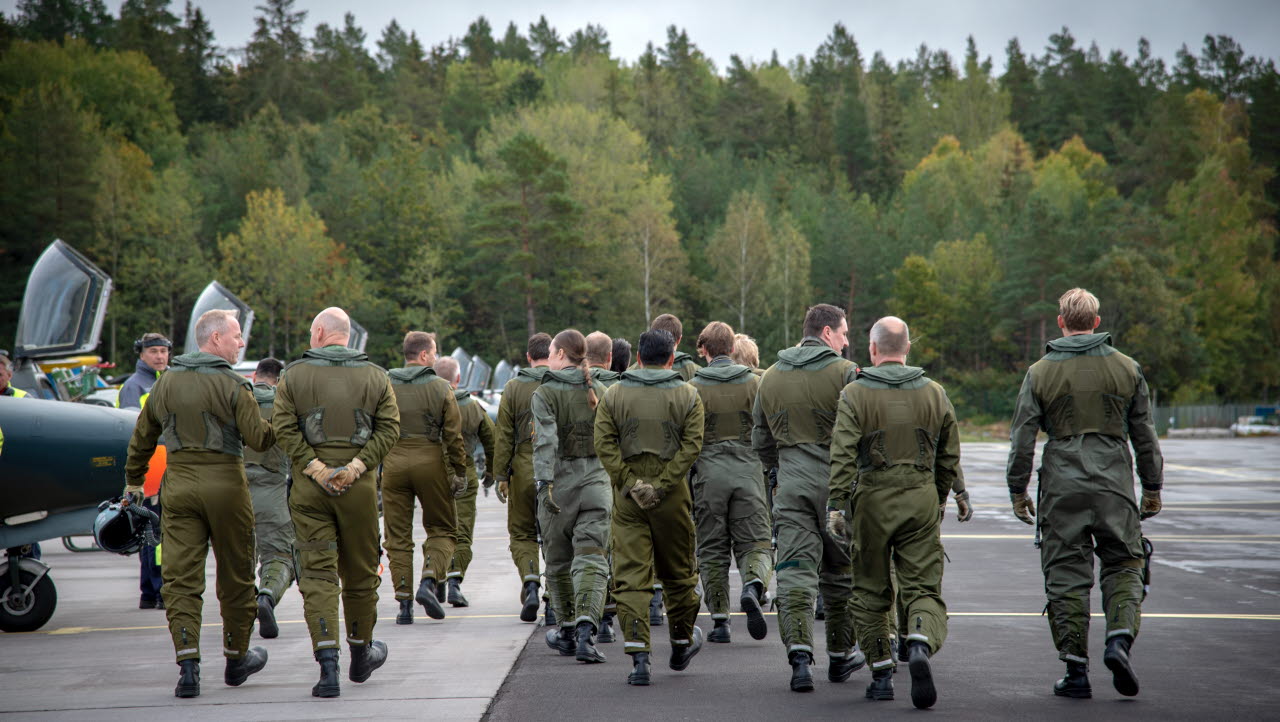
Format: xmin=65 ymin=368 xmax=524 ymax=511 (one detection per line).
xmin=530 ymin=329 xmax=613 ymax=664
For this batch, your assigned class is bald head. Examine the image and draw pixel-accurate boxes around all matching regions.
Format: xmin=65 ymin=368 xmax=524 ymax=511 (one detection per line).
xmin=311 ymin=307 xmax=350 ymax=348
xmin=434 ymin=356 xmax=461 ymax=388
xmin=585 ymin=331 xmax=612 ymax=368
xmin=869 ymin=316 xmax=910 ymax=365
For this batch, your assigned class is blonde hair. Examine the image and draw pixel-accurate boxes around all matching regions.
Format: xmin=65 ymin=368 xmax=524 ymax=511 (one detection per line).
xmin=1058 ymin=288 xmax=1100 ymax=332
xmin=730 ymin=333 xmax=759 ymax=369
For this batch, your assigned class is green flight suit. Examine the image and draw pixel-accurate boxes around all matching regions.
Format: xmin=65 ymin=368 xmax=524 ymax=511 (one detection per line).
xmin=1006 ymin=332 xmax=1163 ymax=665
xmin=533 ymin=368 xmax=612 ymax=633
xmin=752 ymin=338 xmax=859 ymax=662
xmin=273 ymin=345 xmax=400 ymax=654
xmin=829 ymin=362 xmax=962 ymax=671
xmin=592 ymin=366 xmax=624 ymax=620
xmin=494 ymin=367 xmax=549 ymax=587
xmin=449 ymin=387 xmax=496 ymax=581
xmin=244 ymin=382 xmax=295 ymax=604
xmin=595 ymin=368 xmax=704 ymax=655
xmin=691 ymin=356 xmax=772 ymax=621
xmin=124 ymin=351 xmax=276 ymax=663
xmin=382 ymin=365 xmax=468 ymax=598
xmin=894 ymin=475 xmax=966 ymax=641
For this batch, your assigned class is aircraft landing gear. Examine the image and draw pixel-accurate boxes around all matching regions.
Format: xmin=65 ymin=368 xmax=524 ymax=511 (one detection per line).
xmin=1 ymin=548 xmax=57 ymax=633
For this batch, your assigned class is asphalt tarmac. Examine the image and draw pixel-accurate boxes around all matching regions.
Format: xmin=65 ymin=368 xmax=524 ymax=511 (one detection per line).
xmin=485 ymin=439 xmax=1280 ymax=721
xmin=1 ymin=438 xmax=1277 ymax=720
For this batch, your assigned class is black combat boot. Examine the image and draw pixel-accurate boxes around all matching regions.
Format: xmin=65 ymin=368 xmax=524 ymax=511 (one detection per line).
xmin=740 ymin=581 xmax=768 ymax=640
xmin=789 ymin=651 xmax=815 ymax=692
xmin=349 ymin=640 xmax=388 ymax=683
xmin=140 ymin=595 xmax=156 ymax=609
xmin=907 ymin=641 xmax=937 ymax=709
xmin=415 ymin=578 xmax=446 ymax=619
xmin=1054 ymin=661 xmax=1092 ymax=698
xmin=447 ymin=577 xmax=469 ymax=607
xmin=435 ymin=576 xmax=447 ymax=602
xmin=597 ymin=613 xmax=615 ymax=643
xmin=520 ymin=581 xmax=540 ymax=622
xmin=155 ymin=595 xmax=165 ymax=610
xmin=708 ymin=618 xmax=731 ymax=643
xmin=225 ymin=646 xmax=268 ymax=686
xmin=174 ymin=659 xmax=200 ymax=698
xmin=628 ymin=652 xmax=652 ymax=686
xmin=543 ymin=598 xmax=557 ymax=627
xmin=545 ymin=626 xmax=577 ymax=655
xmin=669 ymin=626 xmax=704 ymax=671
xmin=1104 ymin=635 xmax=1139 ymax=696
xmin=865 ymin=668 xmax=894 ymax=700
xmin=649 ymin=588 xmax=665 ymax=626
xmin=257 ymin=593 xmax=279 ymax=639
xmin=576 ymin=621 xmax=606 ymax=663
xmin=814 ymin=593 xmax=825 ymax=620
xmin=396 ymin=599 xmax=414 ymax=625
xmin=312 ymin=648 xmax=341 ymax=698
xmin=829 ymin=647 xmax=867 ymax=682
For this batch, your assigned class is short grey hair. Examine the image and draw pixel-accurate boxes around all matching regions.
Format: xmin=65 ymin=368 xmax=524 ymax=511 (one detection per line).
xmin=869 ymin=316 xmax=910 ymax=357
xmin=194 ymin=310 xmax=237 ymax=348
xmin=434 ymin=356 xmax=460 ymax=383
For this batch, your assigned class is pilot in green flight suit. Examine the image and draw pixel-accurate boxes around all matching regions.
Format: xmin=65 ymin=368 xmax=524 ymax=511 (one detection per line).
xmin=437 ymin=356 xmax=496 ymax=607
xmin=273 ymin=308 xmax=400 ymax=698
xmin=532 ymin=330 xmax=612 ymax=664
xmin=243 ymin=358 xmax=295 ymax=639
xmin=123 ymin=310 xmax=274 ymax=699
xmin=595 ymin=329 xmax=705 ymax=686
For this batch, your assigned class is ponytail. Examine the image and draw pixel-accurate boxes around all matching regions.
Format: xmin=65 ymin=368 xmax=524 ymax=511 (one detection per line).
xmin=553 ymin=328 xmax=597 ymax=409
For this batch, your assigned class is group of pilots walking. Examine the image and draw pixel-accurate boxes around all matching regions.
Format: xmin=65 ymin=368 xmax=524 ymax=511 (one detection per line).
xmin=121 ymin=287 xmax=1164 ymax=708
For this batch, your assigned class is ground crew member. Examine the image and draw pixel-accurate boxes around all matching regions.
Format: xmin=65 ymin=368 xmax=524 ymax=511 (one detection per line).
xmin=0 ymin=353 xmax=29 ymax=397
xmin=731 ymin=333 xmax=763 ymax=377
xmin=244 ymin=357 xmax=294 ymax=639
xmin=1005 ymin=288 xmax=1163 ymax=699
xmin=118 ymin=333 xmax=172 ymax=610
xmin=627 ymin=315 xmax=698 ymax=624
xmin=122 ymin=310 xmax=274 ymax=698
xmin=533 ymin=329 xmax=612 ymax=664
xmin=273 ymin=307 xmax=400 ymax=698
xmin=493 ymin=333 xmax=552 ymax=622
xmin=691 ymin=322 xmax=772 ymax=644
xmin=595 ymin=329 xmax=705 ymax=686
xmin=586 ymin=331 xmax=621 ymax=642
xmin=118 ymin=332 xmax=171 ymax=410
xmin=753 ymin=303 xmax=864 ymax=692
xmin=381 ymin=332 xmax=467 ymax=624
xmin=436 ymin=355 xmax=496 ymax=608
xmin=829 ymin=316 xmax=962 ymax=709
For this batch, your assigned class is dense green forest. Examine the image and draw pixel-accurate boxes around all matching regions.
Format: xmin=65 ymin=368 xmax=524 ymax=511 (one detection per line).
xmin=2 ymin=0 xmax=1277 ymax=419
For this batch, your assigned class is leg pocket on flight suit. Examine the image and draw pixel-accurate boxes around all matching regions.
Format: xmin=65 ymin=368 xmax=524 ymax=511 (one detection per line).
xmin=295 ymin=539 xmax=340 ymax=585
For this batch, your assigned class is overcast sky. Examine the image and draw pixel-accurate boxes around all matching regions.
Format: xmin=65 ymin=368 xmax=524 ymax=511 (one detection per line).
xmin=5 ymin=0 xmax=1278 ymax=72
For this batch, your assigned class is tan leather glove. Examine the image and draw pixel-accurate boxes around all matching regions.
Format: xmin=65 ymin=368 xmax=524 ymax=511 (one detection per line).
xmin=304 ymin=458 xmax=344 ymax=495
xmin=329 ymin=457 xmax=368 ymax=491
xmin=825 ymin=508 xmax=848 ymax=541
xmin=451 ymin=474 xmax=468 ymax=498
xmin=629 ymin=479 xmax=663 ymax=510
xmin=1011 ymin=491 xmax=1036 ymax=525
xmin=1140 ymin=489 xmax=1162 ymax=520
xmin=954 ymin=490 xmax=973 ymax=523
xmin=496 ymin=479 xmax=509 ymax=503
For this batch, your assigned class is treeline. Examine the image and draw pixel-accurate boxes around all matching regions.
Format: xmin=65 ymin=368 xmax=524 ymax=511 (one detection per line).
xmin=1 ymin=0 xmax=1277 ymax=418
